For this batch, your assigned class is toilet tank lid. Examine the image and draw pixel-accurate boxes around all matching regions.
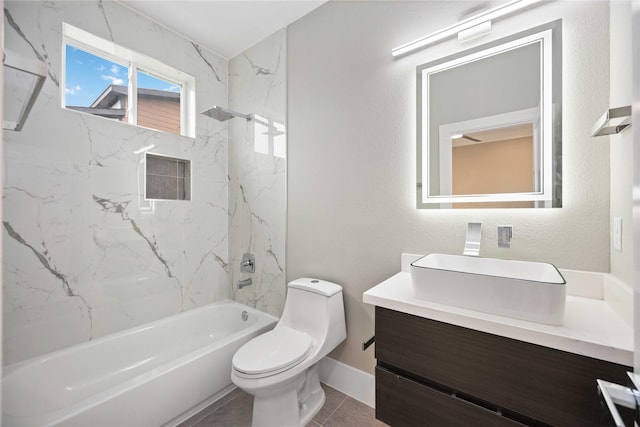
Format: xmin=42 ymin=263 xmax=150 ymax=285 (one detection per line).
xmin=289 ymin=278 xmax=342 ymax=297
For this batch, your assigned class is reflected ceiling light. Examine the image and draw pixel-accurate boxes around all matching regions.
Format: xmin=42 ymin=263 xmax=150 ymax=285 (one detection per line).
xmin=391 ymin=0 xmax=543 ymax=57
xmin=452 ymin=133 xmax=482 ymax=142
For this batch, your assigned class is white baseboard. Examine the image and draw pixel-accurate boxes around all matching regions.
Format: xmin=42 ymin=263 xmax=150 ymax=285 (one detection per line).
xmin=318 ymin=357 xmax=375 ymax=408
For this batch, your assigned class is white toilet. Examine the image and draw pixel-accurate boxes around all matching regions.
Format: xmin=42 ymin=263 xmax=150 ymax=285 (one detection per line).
xmin=231 ymin=278 xmax=346 ymax=427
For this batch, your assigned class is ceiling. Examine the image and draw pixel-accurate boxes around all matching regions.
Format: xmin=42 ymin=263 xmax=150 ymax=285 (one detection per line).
xmin=117 ymin=0 xmax=327 ymax=59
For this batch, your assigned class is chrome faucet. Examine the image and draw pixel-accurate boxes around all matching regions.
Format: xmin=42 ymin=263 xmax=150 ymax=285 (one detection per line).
xmin=238 ymin=278 xmax=252 ymax=289
xmin=463 ymin=222 xmax=482 ymax=256
xmin=241 ymin=253 xmax=255 ymax=273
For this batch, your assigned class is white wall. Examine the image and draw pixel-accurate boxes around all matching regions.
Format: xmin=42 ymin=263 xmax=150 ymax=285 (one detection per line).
xmin=2 ymin=1 xmax=229 ymax=364
xmin=610 ymin=0 xmax=634 ymax=286
xmin=631 ymin=0 xmax=640 ymax=374
xmin=288 ymin=1 xmax=611 ymax=374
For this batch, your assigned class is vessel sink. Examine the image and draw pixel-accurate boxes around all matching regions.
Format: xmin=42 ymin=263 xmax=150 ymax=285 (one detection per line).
xmin=410 ymin=254 xmax=566 ymax=325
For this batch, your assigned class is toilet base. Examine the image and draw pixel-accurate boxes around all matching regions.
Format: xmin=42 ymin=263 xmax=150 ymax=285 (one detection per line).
xmin=250 ymin=365 xmax=325 ymax=427
xmin=298 ymin=366 xmax=325 ymax=426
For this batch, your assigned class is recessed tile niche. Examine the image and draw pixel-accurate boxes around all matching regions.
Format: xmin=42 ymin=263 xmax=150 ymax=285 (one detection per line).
xmin=145 ymin=153 xmax=191 ymax=200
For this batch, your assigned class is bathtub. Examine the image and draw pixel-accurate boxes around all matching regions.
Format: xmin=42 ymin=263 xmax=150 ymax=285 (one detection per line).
xmin=2 ymin=300 xmax=278 ymax=427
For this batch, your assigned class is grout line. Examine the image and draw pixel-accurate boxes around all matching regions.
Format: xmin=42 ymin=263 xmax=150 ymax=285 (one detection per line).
xmin=185 ymin=389 xmax=243 ymax=426
xmin=179 ymin=413 xmax=202 ymax=427
xmin=179 ymin=405 xmax=213 ymax=426
xmin=192 ymin=386 xmax=366 ymax=427
xmin=319 ymin=393 xmax=348 ymax=426
xmin=218 ymin=389 xmax=244 ymax=410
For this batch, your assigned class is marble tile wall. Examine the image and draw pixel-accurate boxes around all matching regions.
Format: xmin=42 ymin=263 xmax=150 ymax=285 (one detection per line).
xmin=2 ymin=1 xmax=230 ymax=365
xmin=228 ymin=30 xmax=287 ymax=317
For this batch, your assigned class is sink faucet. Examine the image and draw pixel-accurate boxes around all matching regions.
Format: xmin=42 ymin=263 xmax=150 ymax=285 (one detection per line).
xmin=463 ymin=222 xmax=482 ymax=256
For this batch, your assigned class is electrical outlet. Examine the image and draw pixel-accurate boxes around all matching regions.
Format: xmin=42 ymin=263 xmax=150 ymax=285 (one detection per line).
xmin=613 ymin=217 xmax=622 ymax=252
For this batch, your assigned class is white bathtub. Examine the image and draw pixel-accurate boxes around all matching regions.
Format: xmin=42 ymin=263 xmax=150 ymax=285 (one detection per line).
xmin=2 ymin=300 xmax=278 ymax=427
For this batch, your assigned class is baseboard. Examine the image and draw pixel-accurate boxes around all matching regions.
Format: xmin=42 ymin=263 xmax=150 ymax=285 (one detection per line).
xmin=318 ymin=357 xmax=375 ymax=408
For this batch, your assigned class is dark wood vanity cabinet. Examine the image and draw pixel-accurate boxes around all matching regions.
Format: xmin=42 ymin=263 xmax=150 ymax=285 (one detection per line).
xmin=375 ymin=307 xmax=632 ymax=427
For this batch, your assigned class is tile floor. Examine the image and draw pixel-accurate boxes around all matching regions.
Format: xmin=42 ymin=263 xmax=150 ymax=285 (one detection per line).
xmin=178 ymin=383 xmax=388 ymax=427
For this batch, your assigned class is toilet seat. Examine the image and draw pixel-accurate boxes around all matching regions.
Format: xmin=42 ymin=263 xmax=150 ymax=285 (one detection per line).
xmin=232 ymin=326 xmax=312 ymax=378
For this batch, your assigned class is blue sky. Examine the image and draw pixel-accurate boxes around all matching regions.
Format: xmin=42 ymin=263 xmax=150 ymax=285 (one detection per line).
xmin=65 ymin=45 xmax=180 ymax=107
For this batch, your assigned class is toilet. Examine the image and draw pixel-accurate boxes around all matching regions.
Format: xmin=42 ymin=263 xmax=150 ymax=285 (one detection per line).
xmin=231 ymin=278 xmax=346 ymax=427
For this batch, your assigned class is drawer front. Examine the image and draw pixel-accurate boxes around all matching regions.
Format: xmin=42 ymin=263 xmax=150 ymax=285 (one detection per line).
xmin=375 ymin=307 xmax=630 ymax=426
xmin=376 ymin=366 xmax=527 ymax=427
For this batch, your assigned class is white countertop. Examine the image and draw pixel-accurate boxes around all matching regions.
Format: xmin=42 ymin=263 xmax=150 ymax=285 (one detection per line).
xmin=363 ymin=271 xmax=633 ymax=366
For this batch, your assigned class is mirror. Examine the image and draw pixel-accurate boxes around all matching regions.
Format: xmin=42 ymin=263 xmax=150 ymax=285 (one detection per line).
xmin=417 ymin=21 xmax=562 ymax=209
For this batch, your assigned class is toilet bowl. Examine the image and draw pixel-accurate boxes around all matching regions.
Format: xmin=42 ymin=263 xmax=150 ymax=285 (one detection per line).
xmin=231 ymin=278 xmax=346 ymax=427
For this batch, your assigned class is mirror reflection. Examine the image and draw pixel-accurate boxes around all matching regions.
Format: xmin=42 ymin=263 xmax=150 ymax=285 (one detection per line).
xmin=451 ymin=122 xmax=535 ymax=208
xmin=417 ymin=21 xmax=561 ymax=209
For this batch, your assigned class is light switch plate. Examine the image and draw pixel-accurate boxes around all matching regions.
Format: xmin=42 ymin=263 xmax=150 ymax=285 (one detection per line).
xmin=613 ymin=217 xmax=622 ymax=252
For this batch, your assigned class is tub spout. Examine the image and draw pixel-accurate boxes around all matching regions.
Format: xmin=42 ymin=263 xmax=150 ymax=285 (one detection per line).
xmin=238 ymin=278 xmax=252 ymax=289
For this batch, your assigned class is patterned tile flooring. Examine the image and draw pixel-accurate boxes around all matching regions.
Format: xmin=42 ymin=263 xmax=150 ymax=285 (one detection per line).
xmin=178 ymin=383 xmax=388 ymax=427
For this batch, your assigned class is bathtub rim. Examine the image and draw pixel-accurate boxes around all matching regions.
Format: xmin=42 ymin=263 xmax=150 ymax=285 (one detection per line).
xmin=2 ymin=299 xmax=278 ymax=426
xmin=3 ymin=299 xmax=276 ymax=375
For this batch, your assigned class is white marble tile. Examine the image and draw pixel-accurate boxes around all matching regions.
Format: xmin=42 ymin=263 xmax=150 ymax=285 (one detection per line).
xmin=228 ymin=29 xmax=287 ymax=318
xmin=3 ymin=0 xmax=230 ymax=364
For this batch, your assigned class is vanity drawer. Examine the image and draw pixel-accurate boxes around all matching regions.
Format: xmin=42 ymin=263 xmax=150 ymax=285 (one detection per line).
xmin=375 ymin=307 xmax=631 ymax=426
xmin=376 ymin=366 xmax=527 ymax=427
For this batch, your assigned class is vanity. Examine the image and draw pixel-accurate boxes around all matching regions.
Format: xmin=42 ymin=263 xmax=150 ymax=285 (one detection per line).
xmin=364 ymin=254 xmax=633 ymax=426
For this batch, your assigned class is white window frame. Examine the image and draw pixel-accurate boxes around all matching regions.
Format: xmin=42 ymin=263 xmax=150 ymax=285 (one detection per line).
xmin=62 ymin=23 xmax=196 ymax=138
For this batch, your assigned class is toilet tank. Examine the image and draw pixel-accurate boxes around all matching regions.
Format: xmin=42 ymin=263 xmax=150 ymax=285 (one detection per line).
xmin=279 ymin=278 xmax=346 ymax=353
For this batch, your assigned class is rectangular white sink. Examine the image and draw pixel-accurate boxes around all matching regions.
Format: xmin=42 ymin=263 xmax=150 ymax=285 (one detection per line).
xmin=410 ymin=254 xmax=566 ymax=325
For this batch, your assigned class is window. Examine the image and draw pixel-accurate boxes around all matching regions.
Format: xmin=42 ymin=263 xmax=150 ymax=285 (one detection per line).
xmin=62 ymin=23 xmax=195 ymax=137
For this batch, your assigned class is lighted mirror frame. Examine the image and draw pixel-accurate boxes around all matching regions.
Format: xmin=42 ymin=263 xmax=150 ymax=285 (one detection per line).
xmin=417 ymin=21 xmax=562 ymax=209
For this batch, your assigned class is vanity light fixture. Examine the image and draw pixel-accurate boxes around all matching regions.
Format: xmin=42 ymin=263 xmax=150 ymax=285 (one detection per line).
xmin=458 ymin=20 xmax=492 ymax=44
xmin=391 ymin=0 xmax=543 ymax=57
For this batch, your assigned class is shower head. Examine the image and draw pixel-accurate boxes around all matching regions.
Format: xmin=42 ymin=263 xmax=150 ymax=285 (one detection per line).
xmin=201 ymin=105 xmax=252 ymax=122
